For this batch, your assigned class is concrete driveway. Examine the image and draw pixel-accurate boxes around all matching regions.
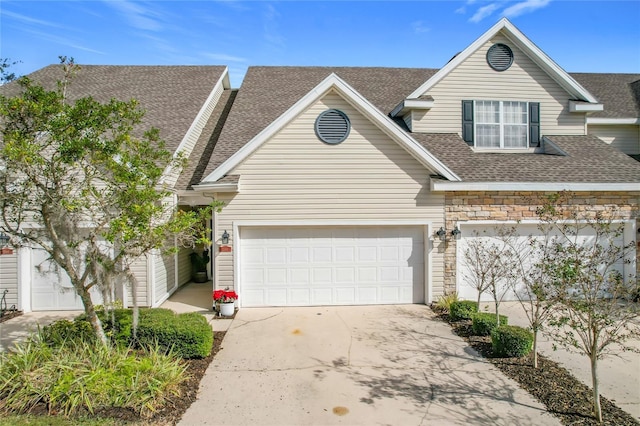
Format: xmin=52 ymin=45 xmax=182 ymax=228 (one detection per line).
xmin=179 ymin=305 xmax=559 ymax=426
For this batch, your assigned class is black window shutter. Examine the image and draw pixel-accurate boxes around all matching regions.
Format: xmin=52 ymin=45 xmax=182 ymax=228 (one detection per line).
xmin=529 ymin=102 xmax=540 ymax=147
xmin=462 ymin=100 xmax=474 ymax=146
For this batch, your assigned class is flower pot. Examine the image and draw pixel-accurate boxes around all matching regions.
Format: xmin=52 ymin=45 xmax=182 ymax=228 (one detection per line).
xmin=193 ymin=271 xmax=208 ymax=283
xmin=219 ymin=302 xmax=235 ymax=317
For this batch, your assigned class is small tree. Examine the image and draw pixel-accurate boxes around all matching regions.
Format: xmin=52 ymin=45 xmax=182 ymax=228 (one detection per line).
xmin=0 ymin=58 xmax=220 ymax=345
xmin=461 ymin=228 xmax=513 ymax=321
xmin=538 ymin=193 xmax=638 ymax=422
xmin=501 ymin=223 xmax=558 ymax=368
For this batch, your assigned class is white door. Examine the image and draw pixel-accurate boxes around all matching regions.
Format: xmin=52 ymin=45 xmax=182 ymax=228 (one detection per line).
xmin=30 ymin=248 xmax=103 ymax=311
xmin=240 ymin=226 xmax=424 ymax=307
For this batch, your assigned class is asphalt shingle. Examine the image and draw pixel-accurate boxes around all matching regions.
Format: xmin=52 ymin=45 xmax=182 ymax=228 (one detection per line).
xmin=1 ymin=64 xmax=227 ymax=154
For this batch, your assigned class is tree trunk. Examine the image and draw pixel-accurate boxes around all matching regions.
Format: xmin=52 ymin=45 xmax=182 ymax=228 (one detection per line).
xmin=78 ymin=285 xmax=108 ymax=346
xmin=532 ymin=329 xmax=538 ymax=368
xmin=591 ymin=352 xmax=603 ymax=423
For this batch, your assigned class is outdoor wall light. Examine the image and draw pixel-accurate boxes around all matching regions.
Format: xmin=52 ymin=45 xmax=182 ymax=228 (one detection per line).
xmin=221 ymin=230 xmax=230 ymax=245
xmin=451 ymin=226 xmax=461 ymax=238
xmin=0 ymin=233 xmax=9 ymax=249
xmin=436 ymin=227 xmax=447 ymax=241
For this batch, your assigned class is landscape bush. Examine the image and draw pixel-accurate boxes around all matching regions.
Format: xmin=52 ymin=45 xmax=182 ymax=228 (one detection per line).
xmin=491 ymin=325 xmax=534 ymax=357
xmin=0 ymin=337 xmax=186 ymax=417
xmin=433 ymin=292 xmax=459 ymax=314
xmin=449 ymin=300 xmax=478 ymax=321
xmin=471 ymin=312 xmax=508 ymax=336
xmin=68 ymin=308 xmax=212 ymax=359
xmin=137 ymin=311 xmax=213 ymax=359
xmin=41 ymin=319 xmax=95 ymax=347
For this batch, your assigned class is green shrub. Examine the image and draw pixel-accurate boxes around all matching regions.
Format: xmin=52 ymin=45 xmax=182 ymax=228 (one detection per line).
xmin=471 ymin=312 xmax=508 ymax=336
xmin=491 ymin=325 xmax=533 ymax=358
xmin=0 ymin=338 xmax=187 ymax=417
xmin=433 ymin=292 xmax=459 ymax=313
xmin=74 ymin=308 xmax=212 ymax=358
xmin=449 ymin=300 xmax=478 ymax=321
xmin=137 ymin=311 xmax=213 ymax=359
xmin=41 ymin=319 xmax=95 ymax=347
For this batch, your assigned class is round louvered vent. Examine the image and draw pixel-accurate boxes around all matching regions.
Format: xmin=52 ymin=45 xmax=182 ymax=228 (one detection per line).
xmin=315 ymin=109 xmax=350 ymax=144
xmin=486 ymin=43 xmax=513 ymax=71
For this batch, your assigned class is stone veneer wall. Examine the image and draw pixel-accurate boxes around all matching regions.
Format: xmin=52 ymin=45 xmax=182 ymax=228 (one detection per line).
xmin=443 ymin=191 xmax=640 ymax=293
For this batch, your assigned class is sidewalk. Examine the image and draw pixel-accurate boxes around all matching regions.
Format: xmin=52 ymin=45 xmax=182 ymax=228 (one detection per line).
xmin=0 ymin=311 xmax=82 ymax=352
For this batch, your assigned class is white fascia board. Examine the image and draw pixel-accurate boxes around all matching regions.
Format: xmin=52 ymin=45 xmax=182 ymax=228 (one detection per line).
xmin=569 ymin=100 xmax=604 ymax=113
xmin=191 ymin=182 xmax=238 ymax=192
xmin=390 ymin=99 xmax=435 ymax=118
xmin=408 ymin=18 xmax=599 ymax=104
xmin=587 ymin=117 xmax=640 ymax=125
xmin=203 ymin=73 xmax=461 ymax=183
xmin=430 ymin=178 xmax=640 ymax=192
xmin=161 ymin=67 xmax=230 ymax=187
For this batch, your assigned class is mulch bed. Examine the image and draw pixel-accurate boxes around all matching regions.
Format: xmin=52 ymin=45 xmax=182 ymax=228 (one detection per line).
xmin=0 ymin=310 xmax=22 ymax=323
xmin=439 ymin=312 xmax=639 ymax=426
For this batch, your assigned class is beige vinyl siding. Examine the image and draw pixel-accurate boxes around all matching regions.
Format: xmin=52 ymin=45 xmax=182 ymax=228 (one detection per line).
xmin=412 ymin=33 xmax=586 ymax=136
xmin=164 ymin=80 xmax=225 ymax=187
xmin=153 ymin=252 xmax=176 ymax=305
xmin=177 ymin=246 xmax=192 ymax=286
xmin=588 ymin=124 xmax=640 ymax=155
xmin=0 ymin=252 xmax=18 ymax=309
xmin=215 ymin=90 xmax=445 ymax=299
xmin=129 ymin=256 xmax=148 ymax=307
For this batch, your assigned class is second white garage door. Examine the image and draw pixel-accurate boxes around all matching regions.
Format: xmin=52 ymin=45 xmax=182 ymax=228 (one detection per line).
xmin=239 ymin=226 xmax=425 ymax=307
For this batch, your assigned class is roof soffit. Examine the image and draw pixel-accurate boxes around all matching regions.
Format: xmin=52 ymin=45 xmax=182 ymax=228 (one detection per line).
xmin=408 ymin=18 xmax=599 ymax=104
xmin=201 ymin=73 xmax=461 ymax=183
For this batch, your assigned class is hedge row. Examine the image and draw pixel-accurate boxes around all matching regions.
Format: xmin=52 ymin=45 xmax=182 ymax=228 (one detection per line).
xmin=45 ymin=308 xmax=213 ymax=359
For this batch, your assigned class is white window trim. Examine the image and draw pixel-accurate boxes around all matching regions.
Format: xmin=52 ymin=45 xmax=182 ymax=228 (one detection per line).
xmin=474 ymin=100 xmax=529 ymax=149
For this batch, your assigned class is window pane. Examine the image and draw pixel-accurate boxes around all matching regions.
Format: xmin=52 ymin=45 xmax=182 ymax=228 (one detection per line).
xmin=504 ymin=124 xmax=528 ymax=148
xmin=476 ymin=101 xmax=499 ymax=124
xmin=503 ymin=101 xmax=527 ymax=124
xmin=476 ymin=124 xmax=500 ymax=148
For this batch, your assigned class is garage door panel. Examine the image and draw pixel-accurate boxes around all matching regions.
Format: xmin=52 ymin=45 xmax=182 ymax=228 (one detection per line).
xmin=240 ymin=226 xmax=424 ymax=307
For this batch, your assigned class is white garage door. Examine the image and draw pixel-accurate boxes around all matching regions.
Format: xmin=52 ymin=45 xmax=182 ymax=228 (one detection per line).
xmin=240 ymin=226 xmax=425 ymax=307
xmin=31 ymin=248 xmax=102 ymax=311
xmin=457 ymin=222 xmax=628 ymax=302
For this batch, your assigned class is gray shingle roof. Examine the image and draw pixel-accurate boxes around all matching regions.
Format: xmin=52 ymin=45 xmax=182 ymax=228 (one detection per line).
xmin=413 ymin=133 xmax=640 ymax=183
xmin=177 ymin=89 xmax=237 ymax=190
xmin=1 ymin=65 xmax=227 ymax=154
xmin=570 ymin=73 xmax=640 ymax=118
xmin=199 ymin=66 xmax=640 ymax=185
xmin=201 ymin=66 xmax=437 ymax=181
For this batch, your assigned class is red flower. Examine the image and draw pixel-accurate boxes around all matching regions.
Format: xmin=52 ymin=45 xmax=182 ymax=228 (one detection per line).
xmin=213 ymin=289 xmax=238 ymax=303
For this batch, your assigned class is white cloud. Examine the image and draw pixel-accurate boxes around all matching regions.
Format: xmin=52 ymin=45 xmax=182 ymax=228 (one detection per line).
xmin=2 ymin=10 xmax=65 ymax=28
xmin=470 ymin=3 xmax=500 ymax=23
xmin=503 ymin=0 xmax=552 ymax=18
xmin=412 ymin=20 xmax=430 ymax=34
xmin=201 ymin=53 xmax=247 ymax=63
xmin=105 ymin=0 xmax=164 ymax=32
xmin=455 ymin=6 xmax=467 ymax=14
xmin=263 ymin=3 xmax=285 ymax=48
xmin=21 ymin=28 xmax=106 ymax=55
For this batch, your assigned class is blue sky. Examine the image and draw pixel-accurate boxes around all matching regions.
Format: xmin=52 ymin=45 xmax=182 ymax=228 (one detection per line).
xmin=2 ymin=1 xmax=639 ymax=87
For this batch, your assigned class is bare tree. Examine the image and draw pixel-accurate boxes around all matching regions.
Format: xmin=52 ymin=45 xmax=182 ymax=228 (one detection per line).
xmin=461 ymin=228 xmax=513 ymax=321
xmin=500 ymin=223 xmax=558 ymax=368
xmin=538 ymin=193 xmax=638 ymax=422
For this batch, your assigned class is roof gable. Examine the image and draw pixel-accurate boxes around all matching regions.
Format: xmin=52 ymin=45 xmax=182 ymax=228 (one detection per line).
xmin=407 ymin=18 xmax=599 ymax=104
xmin=199 ymin=73 xmax=460 ymax=185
